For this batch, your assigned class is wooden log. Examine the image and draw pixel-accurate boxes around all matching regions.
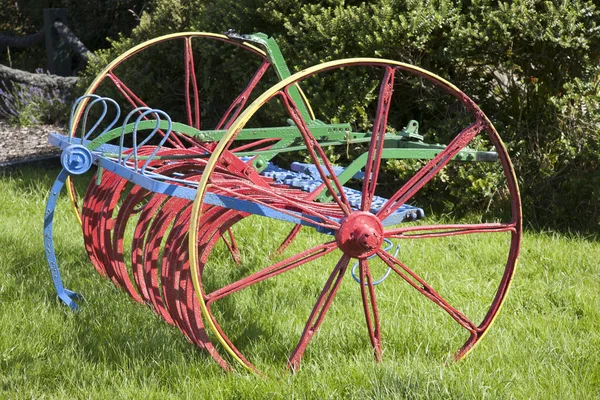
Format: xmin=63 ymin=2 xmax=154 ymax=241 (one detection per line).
xmin=0 ymin=64 xmax=77 ymax=90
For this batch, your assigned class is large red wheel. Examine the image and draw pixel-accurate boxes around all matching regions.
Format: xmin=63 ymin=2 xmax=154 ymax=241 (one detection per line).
xmin=66 ymin=32 xmax=294 ymax=222
xmin=189 ymin=58 xmax=522 ymax=374
xmin=73 ymin=31 xmax=301 ymax=307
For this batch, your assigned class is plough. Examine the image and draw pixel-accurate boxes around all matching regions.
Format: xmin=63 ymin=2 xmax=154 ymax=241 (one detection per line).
xmin=44 ymin=31 xmax=522 ymax=374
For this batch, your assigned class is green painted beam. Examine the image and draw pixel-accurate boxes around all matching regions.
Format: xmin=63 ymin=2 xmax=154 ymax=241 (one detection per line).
xmin=314 ymin=146 xmax=498 ymax=202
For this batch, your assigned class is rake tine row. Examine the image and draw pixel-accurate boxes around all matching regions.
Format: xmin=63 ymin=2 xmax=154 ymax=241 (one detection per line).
xmin=79 ymin=149 xmax=243 ymax=369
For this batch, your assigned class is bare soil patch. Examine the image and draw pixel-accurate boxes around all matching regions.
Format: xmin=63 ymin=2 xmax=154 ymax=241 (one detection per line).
xmin=0 ymin=120 xmax=65 ymax=166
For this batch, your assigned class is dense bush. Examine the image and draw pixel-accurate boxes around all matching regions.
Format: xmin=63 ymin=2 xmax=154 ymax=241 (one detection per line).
xmin=0 ymin=0 xmax=146 ymax=71
xmin=0 ymin=77 xmax=69 ymax=126
xmin=12 ymin=0 xmax=147 ymax=50
xmin=82 ymin=0 xmax=599 ymax=232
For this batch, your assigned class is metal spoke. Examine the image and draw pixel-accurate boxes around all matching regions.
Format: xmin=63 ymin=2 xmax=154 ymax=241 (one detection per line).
xmin=359 ymin=259 xmax=383 ymax=361
xmin=288 ymin=254 xmax=351 ymax=371
xmin=221 ymin=227 xmax=241 ymax=265
xmin=184 ymin=37 xmax=201 ymax=129
xmin=280 ymin=89 xmax=352 ymax=215
xmin=230 ymin=137 xmax=279 ymax=153
xmin=385 ymin=222 xmax=517 ymax=239
xmin=376 ymin=249 xmax=478 ymax=334
xmin=206 ymin=181 xmax=341 ymax=231
xmin=361 ymin=66 xmax=395 ymax=211
xmin=205 ymin=241 xmax=338 ymax=304
xmin=106 ymin=72 xmax=188 ymax=148
xmin=377 ymin=122 xmax=483 ymax=221
xmin=272 ymin=225 xmax=303 ymax=258
xmin=216 ymin=60 xmax=271 ymax=130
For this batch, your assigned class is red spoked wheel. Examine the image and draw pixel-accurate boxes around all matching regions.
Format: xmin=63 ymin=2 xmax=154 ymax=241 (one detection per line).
xmin=189 ymin=58 xmax=522 ymax=374
xmin=67 ymin=32 xmax=298 ymax=256
xmin=72 ymin=32 xmax=308 ymax=284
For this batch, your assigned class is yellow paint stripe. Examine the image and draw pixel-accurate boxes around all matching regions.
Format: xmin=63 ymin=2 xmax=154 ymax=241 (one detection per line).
xmin=241 ymin=42 xmax=266 ymax=55
xmin=459 ymin=258 xmax=519 ymax=359
xmin=457 ymin=118 xmax=522 ymax=359
xmin=296 ymin=84 xmax=316 ymax=120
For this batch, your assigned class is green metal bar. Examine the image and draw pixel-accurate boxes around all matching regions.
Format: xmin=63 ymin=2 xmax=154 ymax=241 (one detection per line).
xmin=207 ymin=123 xmax=355 ymax=141
xmin=236 ymin=136 xmax=496 ymax=161
xmin=314 ymin=147 xmax=497 ymax=202
xmin=86 ymin=120 xmax=357 ymax=150
xmin=227 ymin=32 xmax=315 ymax=123
xmin=89 ymin=120 xmax=494 ymax=161
xmin=235 ymin=137 xmax=373 ymax=159
xmin=87 ymin=120 xmax=199 ymax=150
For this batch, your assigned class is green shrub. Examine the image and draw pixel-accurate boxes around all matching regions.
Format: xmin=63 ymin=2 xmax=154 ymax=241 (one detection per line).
xmin=82 ymin=0 xmax=600 ymax=232
xmin=0 ymin=1 xmax=147 ymax=73
xmin=0 ymin=78 xmax=70 ymax=126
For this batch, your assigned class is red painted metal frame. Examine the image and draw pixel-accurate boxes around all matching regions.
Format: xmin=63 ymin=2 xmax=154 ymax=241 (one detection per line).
xmin=190 ymin=61 xmax=522 ymax=372
xmin=79 ymin=144 xmax=355 ymax=372
xmin=71 ymin=32 xmax=278 ymax=262
xmin=74 ymin=53 xmax=521 ymax=374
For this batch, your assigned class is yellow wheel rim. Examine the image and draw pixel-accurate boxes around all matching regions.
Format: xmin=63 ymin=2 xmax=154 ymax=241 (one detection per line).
xmin=66 ymin=31 xmax=268 ymax=224
xmin=188 ymin=57 xmax=522 ymax=372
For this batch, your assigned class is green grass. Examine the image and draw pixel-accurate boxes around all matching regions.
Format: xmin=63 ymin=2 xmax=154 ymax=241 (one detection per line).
xmin=1 ymin=165 xmax=599 ymax=399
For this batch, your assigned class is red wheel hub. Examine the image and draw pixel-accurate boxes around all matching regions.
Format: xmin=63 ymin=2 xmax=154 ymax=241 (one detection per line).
xmin=335 ymin=212 xmax=384 ymax=258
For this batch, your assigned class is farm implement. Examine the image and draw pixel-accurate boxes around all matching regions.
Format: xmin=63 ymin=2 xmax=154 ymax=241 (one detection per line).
xmin=43 ymin=31 xmax=522 ymax=374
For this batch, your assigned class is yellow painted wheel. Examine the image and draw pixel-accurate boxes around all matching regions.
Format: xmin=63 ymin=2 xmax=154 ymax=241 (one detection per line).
xmin=189 ymin=58 xmax=522 ymax=374
xmin=66 ymin=31 xmax=284 ymax=221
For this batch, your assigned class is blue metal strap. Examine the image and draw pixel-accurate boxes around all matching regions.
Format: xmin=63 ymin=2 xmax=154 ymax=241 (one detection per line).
xmin=43 ymin=168 xmax=83 ymax=310
xmin=350 ymin=239 xmax=399 ymax=286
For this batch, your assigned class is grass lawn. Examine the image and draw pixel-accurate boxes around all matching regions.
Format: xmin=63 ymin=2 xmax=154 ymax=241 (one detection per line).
xmin=1 ymin=164 xmax=599 ymax=399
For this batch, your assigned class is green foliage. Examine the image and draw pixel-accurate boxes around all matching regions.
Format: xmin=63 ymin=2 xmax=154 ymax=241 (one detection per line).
xmin=445 ymin=1 xmax=600 ymax=231
xmin=0 ymin=1 xmax=31 ymax=35
xmin=0 ymin=80 xmax=70 ymax=126
xmin=0 ymin=1 xmax=45 ymax=72
xmin=84 ymin=0 xmax=599 ymax=232
xmin=0 ymin=1 xmax=146 ymax=73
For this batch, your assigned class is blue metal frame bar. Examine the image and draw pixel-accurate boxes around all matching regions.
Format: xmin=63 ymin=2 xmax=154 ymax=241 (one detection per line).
xmin=43 ymin=168 xmax=83 ymax=310
xmin=45 ymin=99 xmax=424 ymax=310
xmin=50 ymin=132 xmax=424 ymax=227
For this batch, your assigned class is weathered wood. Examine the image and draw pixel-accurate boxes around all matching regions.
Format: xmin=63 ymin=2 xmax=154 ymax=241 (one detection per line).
xmin=43 ymin=8 xmax=71 ymax=76
xmin=0 ymin=64 xmax=78 ymax=90
xmin=53 ymin=21 xmax=95 ymax=65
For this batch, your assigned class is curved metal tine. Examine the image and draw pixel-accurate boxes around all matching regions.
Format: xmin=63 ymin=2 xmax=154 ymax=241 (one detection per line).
xmin=129 ymin=110 xmax=159 ymax=171
xmin=79 ymin=96 xmax=123 ymax=142
xmin=120 ymin=108 xmax=174 ymax=173
xmin=67 ymin=94 xmax=101 ymax=143
xmin=79 ymin=97 xmax=108 ymax=142
xmin=84 ymin=97 xmax=121 ymax=141
xmin=124 ymin=109 xmax=171 ymax=173
xmin=118 ymin=107 xmax=152 ymax=165
xmin=350 ymin=239 xmax=397 ymax=285
xmin=137 ymin=109 xmax=173 ymax=174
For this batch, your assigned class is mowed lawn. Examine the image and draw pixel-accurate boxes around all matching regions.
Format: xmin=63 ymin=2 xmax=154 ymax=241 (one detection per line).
xmin=1 ymin=165 xmax=599 ymax=399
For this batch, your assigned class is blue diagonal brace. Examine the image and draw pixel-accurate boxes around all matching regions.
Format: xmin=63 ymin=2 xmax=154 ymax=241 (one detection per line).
xmin=43 ymin=168 xmax=83 ymax=311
